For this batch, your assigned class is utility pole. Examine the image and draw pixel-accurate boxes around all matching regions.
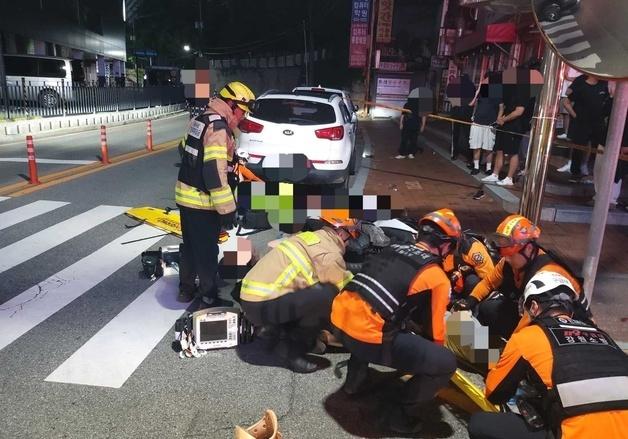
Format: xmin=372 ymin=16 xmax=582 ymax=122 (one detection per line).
xmin=303 ymin=20 xmax=309 ymax=85
xmin=307 ymin=0 xmax=315 ymax=85
xmin=363 ymin=0 xmax=378 ymax=115
xmin=0 ymin=32 xmax=11 ymax=119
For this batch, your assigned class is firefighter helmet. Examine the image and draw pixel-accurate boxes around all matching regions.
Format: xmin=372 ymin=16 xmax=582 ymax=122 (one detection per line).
xmin=418 ymin=208 xmax=462 ymax=242
xmin=320 ymin=216 xmax=360 ymax=239
xmin=219 ymin=81 xmax=256 ymax=112
xmin=523 ymin=271 xmax=576 ymax=308
xmin=492 ymin=214 xmax=541 ymax=256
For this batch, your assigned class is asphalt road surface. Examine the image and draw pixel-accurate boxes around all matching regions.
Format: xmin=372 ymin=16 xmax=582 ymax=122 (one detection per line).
xmin=0 ymin=112 xmax=189 ymax=186
xmin=0 ymin=126 xmax=475 ymax=438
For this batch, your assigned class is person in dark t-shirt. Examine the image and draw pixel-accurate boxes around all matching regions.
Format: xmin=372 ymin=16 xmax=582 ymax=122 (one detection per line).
xmin=562 ymin=75 xmax=610 ymax=181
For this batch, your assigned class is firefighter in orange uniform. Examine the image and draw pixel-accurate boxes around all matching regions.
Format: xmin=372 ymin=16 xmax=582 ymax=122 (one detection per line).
xmin=451 ymin=214 xmax=592 ymax=338
xmin=240 ymin=217 xmax=355 ymax=374
xmin=443 ymin=231 xmax=495 ymax=296
xmin=468 ymin=271 xmax=628 ymax=439
xmin=331 ymin=209 xmax=460 ymax=434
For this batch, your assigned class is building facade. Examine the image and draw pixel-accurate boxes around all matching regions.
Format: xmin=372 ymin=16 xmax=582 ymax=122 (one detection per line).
xmin=0 ymin=0 xmax=127 ymax=86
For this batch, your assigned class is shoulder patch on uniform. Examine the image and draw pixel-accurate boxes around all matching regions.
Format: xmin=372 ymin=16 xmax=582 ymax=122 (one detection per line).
xmin=208 ymin=114 xmax=222 ymax=122
xmin=187 ymin=120 xmax=206 ymax=139
xmin=298 ymin=231 xmax=321 ymax=246
xmin=471 ymin=252 xmax=485 ymax=265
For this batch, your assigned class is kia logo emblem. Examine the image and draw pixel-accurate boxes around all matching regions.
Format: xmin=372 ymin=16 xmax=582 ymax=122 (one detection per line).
xmin=283 ymin=129 xmax=294 ymax=136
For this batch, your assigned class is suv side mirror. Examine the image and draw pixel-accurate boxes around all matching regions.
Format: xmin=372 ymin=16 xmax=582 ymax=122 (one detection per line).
xmin=353 ymin=104 xmax=359 ymax=112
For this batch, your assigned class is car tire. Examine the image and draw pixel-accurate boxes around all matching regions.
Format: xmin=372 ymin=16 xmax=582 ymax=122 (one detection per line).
xmin=38 ymin=89 xmax=61 ymax=108
xmin=540 ymin=3 xmax=562 ymax=21
xmin=349 ymin=150 xmax=357 ymax=176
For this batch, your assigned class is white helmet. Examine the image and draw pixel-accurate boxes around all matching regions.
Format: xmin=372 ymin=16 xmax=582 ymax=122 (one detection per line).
xmin=523 ymin=271 xmax=576 ymax=307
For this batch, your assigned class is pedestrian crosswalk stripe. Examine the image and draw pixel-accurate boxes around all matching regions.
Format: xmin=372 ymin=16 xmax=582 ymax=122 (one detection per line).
xmin=559 ymin=41 xmax=591 ymax=56
xmin=551 ymin=30 xmax=584 ymax=45
xmin=570 ymin=53 xmax=603 ymax=69
xmin=46 ymin=276 xmax=187 ymax=389
xmin=544 ymin=20 xmax=578 ymax=35
xmin=0 ymin=224 xmax=165 ymax=352
xmin=0 ymin=197 xmax=9 ymax=203
xmin=0 ymin=200 xmax=70 ymax=232
xmin=0 ymin=205 xmax=127 ymax=274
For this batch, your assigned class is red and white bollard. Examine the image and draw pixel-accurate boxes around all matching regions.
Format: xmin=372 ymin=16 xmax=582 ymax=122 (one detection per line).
xmin=146 ymin=119 xmax=153 ymax=152
xmin=26 ymin=135 xmax=40 ymax=185
xmin=100 ymin=125 xmax=111 ymax=164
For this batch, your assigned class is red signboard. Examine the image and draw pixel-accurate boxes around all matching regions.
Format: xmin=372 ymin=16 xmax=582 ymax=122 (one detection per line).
xmin=376 ymin=0 xmax=394 ymax=44
xmin=349 ymin=0 xmax=371 ymax=68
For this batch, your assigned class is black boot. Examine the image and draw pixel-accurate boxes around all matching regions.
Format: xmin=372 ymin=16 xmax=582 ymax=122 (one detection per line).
xmin=342 ymin=355 xmax=369 ymax=395
xmin=273 ymin=338 xmax=318 ymax=374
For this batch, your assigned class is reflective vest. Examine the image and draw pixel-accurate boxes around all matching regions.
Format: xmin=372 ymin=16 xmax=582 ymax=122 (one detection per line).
xmin=535 ymin=316 xmax=628 ymax=430
xmin=177 ymin=112 xmax=230 ymax=193
xmin=345 ymin=244 xmax=440 ymax=322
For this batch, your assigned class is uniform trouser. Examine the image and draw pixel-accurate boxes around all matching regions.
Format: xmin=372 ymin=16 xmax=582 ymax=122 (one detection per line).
xmin=177 ymin=205 xmax=221 ymax=301
xmin=241 ymin=283 xmax=338 ymax=355
xmin=337 ymin=330 xmax=457 ymax=411
xmin=468 ymin=412 xmax=547 ymax=439
xmin=476 ymin=295 xmax=520 ymax=339
xmin=399 ymin=128 xmax=420 ymax=156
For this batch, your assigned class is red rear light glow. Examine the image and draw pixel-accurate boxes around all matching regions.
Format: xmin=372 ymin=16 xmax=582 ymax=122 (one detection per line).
xmin=239 ymin=119 xmax=264 ymax=134
xmin=315 ymin=126 xmax=344 ymax=141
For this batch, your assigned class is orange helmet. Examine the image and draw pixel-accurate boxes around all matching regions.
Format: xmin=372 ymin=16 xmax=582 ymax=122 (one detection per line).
xmin=320 ymin=216 xmax=360 ymax=239
xmin=492 ymin=214 xmax=541 ymax=257
xmin=418 ymin=208 xmax=462 ymax=241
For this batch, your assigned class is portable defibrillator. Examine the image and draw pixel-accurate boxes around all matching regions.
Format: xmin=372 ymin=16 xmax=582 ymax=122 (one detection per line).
xmin=173 ymin=307 xmax=255 ymax=358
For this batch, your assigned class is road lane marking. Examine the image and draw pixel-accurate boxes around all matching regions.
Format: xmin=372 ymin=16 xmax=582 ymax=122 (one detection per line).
xmin=544 ymin=21 xmax=578 ymax=35
xmin=558 ymin=41 xmax=592 ymax=56
xmin=0 ymin=158 xmax=97 ymax=165
xmin=0 ymin=200 xmax=69 ymax=231
xmin=46 ymin=275 xmax=186 ymax=388
xmin=0 ymin=197 xmax=9 ymax=202
xmin=551 ymin=30 xmax=584 ymax=45
xmin=0 ymin=224 xmax=164 ymax=352
xmin=0 ymin=205 xmax=127 ymax=274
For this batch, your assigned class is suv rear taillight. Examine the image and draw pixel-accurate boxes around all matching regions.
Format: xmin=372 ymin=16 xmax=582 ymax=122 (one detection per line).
xmin=239 ymin=119 xmax=264 ymax=133
xmin=315 ymin=126 xmax=344 ymax=141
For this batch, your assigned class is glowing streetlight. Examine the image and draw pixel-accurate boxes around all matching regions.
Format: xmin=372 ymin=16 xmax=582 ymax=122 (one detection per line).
xmin=183 ymin=44 xmax=191 ymax=52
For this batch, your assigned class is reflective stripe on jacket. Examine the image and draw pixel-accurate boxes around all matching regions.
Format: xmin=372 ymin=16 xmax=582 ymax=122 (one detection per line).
xmin=240 ymin=228 xmax=352 ymax=302
xmin=175 ymin=98 xmax=237 ymax=213
xmin=485 ymin=316 xmax=628 ymax=438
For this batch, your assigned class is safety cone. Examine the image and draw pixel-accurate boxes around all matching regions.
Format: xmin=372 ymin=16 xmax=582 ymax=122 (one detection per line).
xmin=234 ymin=409 xmax=282 ymax=439
xmin=146 ymin=119 xmax=153 ymax=152
xmin=100 ymin=125 xmax=111 ymax=164
xmin=26 ymin=135 xmax=40 ymax=185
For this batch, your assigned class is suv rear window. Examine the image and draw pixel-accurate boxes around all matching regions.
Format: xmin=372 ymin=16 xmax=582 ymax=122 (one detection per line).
xmin=252 ymin=99 xmax=336 ymax=125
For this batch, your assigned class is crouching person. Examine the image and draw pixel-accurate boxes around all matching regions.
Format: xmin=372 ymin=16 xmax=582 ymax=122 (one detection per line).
xmin=331 ymin=209 xmax=460 ymax=433
xmin=468 ymin=271 xmax=628 ymax=439
xmin=240 ymin=217 xmax=356 ymax=373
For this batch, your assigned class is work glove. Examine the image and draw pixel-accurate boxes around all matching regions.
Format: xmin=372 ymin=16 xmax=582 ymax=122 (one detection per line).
xmin=220 ymin=211 xmax=237 ymax=231
xmin=450 ymin=296 xmax=479 ymax=312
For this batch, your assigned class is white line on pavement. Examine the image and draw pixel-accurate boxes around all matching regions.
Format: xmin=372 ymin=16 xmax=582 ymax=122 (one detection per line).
xmin=0 ymin=197 xmax=9 ymax=202
xmin=0 ymin=205 xmax=127 ymax=274
xmin=0 ymin=224 xmax=165 ymax=352
xmin=0 ymin=200 xmax=69 ymax=232
xmin=0 ymin=158 xmax=96 ymax=165
xmin=46 ymin=275 xmax=187 ymax=388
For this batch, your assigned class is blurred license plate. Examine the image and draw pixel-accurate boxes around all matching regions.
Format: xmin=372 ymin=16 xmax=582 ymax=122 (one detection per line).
xmin=262 ymin=154 xmax=308 ymax=169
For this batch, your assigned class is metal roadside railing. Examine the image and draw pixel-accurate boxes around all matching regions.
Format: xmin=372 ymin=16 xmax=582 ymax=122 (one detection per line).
xmin=0 ymin=81 xmax=185 ymax=120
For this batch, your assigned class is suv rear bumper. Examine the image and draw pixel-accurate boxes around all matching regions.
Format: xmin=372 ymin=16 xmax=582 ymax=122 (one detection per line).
xmin=246 ymin=163 xmax=347 ymax=184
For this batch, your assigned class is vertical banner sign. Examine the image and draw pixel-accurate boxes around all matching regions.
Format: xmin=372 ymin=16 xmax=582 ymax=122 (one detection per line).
xmin=376 ymin=0 xmax=394 ymax=44
xmin=349 ymin=0 xmax=371 ymax=68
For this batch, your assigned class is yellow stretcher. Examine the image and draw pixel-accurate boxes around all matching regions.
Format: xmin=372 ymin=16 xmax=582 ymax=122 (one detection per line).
xmin=125 ymin=206 xmax=229 ymax=243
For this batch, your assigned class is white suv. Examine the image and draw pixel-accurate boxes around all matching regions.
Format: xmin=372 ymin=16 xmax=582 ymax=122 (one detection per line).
xmin=292 ymin=86 xmax=359 ymax=124
xmin=237 ymin=91 xmax=359 ymax=186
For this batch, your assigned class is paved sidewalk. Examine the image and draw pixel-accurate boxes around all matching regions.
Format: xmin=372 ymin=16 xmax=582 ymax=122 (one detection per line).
xmin=360 ymin=119 xmax=627 ymax=342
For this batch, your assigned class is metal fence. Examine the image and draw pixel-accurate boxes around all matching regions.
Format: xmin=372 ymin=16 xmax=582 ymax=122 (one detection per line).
xmin=0 ymin=82 xmax=185 ymax=119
